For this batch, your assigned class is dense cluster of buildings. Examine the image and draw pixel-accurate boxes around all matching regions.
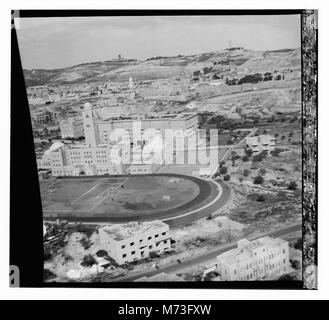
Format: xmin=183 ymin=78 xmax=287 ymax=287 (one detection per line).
xmin=99 ymin=221 xmax=171 ymax=265
xmin=37 ymin=101 xmax=199 ymax=176
xmin=216 ymin=236 xmax=290 ymax=281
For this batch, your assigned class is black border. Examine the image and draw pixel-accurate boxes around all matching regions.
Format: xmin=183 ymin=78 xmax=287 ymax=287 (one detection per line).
xmin=10 ymin=9 xmax=312 ymax=289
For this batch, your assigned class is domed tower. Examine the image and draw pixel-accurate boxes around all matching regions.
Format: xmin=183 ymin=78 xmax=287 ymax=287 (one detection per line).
xmin=82 ymin=102 xmax=99 ymax=147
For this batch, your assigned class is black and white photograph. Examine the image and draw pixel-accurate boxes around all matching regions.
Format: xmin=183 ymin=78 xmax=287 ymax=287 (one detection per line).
xmin=7 ymin=7 xmax=320 ymax=294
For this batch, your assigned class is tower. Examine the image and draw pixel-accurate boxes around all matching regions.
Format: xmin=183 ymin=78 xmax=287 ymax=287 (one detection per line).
xmin=82 ymin=102 xmax=99 ymax=147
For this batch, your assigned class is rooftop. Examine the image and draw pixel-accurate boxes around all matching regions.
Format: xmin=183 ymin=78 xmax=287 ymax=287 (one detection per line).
xmin=100 ymin=220 xmax=168 ymax=241
xmin=218 ymin=236 xmax=287 ymax=266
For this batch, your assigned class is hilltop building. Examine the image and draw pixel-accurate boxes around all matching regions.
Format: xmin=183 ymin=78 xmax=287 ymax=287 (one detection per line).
xmin=217 ymin=236 xmax=290 ymax=281
xmin=245 ymin=135 xmax=276 ymax=154
xmin=99 ymin=221 xmax=171 ymax=265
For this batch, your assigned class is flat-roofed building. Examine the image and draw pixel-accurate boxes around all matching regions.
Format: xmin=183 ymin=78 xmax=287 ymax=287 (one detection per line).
xmin=36 ymin=141 xmax=128 ymax=176
xmin=217 ymin=236 xmax=289 ymax=281
xmin=59 ymin=116 xmax=84 ymax=138
xmin=99 ymin=221 xmax=171 ymax=265
xmin=245 ymin=135 xmax=276 ymax=154
xmin=81 ymin=102 xmax=199 ymax=147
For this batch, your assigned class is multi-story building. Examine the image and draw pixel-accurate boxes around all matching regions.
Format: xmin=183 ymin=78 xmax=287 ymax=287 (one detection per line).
xmin=59 ymin=116 xmax=84 ymax=139
xmin=245 ymin=135 xmax=276 ymax=154
xmin=30 ymin=108 xmax=56 ymax=126
xmin=82 ymin=102 xmax=199 ymax=147
xmin=36 ymin=141 xmax=128 ymax=176
xmin=217 ymin=236 xmax=290 ymax=281
xmin=99 ymin=221 xmax=171 ymax=265
xmin=36 ymin=102 xmax=197 ymax=176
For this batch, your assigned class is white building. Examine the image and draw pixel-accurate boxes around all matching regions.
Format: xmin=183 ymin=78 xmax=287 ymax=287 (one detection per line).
xmin=82 ymin=103 xmax=199 ymax=147
xmin=245 ymin=135 xmax=276 ymax=154
xmin=37 ymin=140 xmax=129 ymax=176
xmin=217 ymin=236 xmax=290 ymax=281
xmin=59 ymin=116 xmax=84 ymax=138
xmin=99 ymin=221 xmax=171 ymax=265
xmin=37 ymin=102 xmax=196 ymax=176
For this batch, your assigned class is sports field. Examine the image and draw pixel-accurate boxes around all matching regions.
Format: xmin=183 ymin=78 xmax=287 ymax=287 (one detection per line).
xmin=40 ymin=174 xmax=219 ymax=223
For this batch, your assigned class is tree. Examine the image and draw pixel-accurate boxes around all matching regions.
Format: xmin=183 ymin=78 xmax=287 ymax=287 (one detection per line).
xmin=244 ymin=148 xmax=253 ymax=157
xmin=287 ymin=181 xmax=298 ymax=190
xmin=243 ymin=169 xmax=250 ymax=177
xmin=242 ymin=155 xmax=249 ymax=162
xmin=258 ymin=168 xmax=267 ymax=176
xmin=290 ymin=259 xmax=300 ymax=270
xmin=253 ymin=175 xmax=264 ymax=185
xmin=231 ymin=151 xmax=240 ymax=166
xmin=223 ymin=174 xmax=231 ymax=181
xmin=256 ymin=194 xmax=266 ymax=202
xmin=242 ymin=154 xmax=250 ymax=162
xmin=81 ymin=254 xmax=98 ymax=267
xmin=219 ymin=166 xmax=228 ymax=175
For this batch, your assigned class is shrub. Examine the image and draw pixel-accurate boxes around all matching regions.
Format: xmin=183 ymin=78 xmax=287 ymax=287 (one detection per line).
xmin=96 ymin=250 xmax=109 ymax=258
xmin=258 ymin=168 xmax=267 ymax=176
xmin=290 ymin=260 xmax=300 ymax=270
xmin=244 ymin=148 xmax=253 ymax=157
xmin=242 ymin=155 xmax=249 ymax=162
xmin=223 ymin=174 xmax=231 ymax=181
xmin=243 ymin=169 xmax=250 ymax=177
xmin=287 ymin=181 xmax=298 ymax=190
xmin=253 ymin=175 xmax=264 ymax=185
xmin=256 ymin=194 xmax=266 ymax=202
xmin=219 ymin=166 xmax=228 ymax=175
xmin=81 ymin=254 xmax=98 ymax=267
xmin=79 ymin=237 xmax=93 ymax=250
xmin=294 ymin=238 xmax=303 ymax=250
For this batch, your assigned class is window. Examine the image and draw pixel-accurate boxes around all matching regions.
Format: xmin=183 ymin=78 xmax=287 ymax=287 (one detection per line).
xmin=130 ymin=242 xmax=134 ymax=246
xmin=155 ymin=234 xmax=159 ymax=238
xmin=283 ymin=249 xmax=285 ymax=254
xmin=131 ymin=251 xmax=136 ymax=255
xmin=121 ymin=245 xmax=125 ymax=249
xmin=139 ymin=239 xmax=143 ymax=243
xmin=122 ymin=254 xmax=126 ymax=258
xmin=149 ymin=245 xmax=153 ymax=249
xmin=162 ymin=232 xmax=166 ymax=236
xmin=148 ymin=236 xmax=152 ymax=240
xmin=164 ymin=240 xmax=167 ymax=244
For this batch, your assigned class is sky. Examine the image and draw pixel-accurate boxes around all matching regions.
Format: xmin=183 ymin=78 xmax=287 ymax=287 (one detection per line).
xmin=15 ymin=15 xmax=301 ymax=70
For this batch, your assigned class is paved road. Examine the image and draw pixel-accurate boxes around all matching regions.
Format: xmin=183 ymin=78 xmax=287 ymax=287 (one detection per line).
xmin=109 ymin=223 xmax=301 ymax=282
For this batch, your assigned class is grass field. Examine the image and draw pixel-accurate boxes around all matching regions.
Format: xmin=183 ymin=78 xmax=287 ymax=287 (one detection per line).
xmin=41 ymin=175 xmax=204 ymax=220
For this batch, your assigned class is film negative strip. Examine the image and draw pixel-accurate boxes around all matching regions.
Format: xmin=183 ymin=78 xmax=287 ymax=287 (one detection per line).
xmin=301 ymin=9 xmax=318 ymax=289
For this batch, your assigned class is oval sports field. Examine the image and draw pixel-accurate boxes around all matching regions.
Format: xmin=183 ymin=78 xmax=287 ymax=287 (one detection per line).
xmin=41 ymin=173 xmax=230 ymax=226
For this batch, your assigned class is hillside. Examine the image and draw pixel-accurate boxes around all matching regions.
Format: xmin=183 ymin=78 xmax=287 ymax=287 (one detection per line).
xmin=23 ymin=48 xmax=301 ymax=86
